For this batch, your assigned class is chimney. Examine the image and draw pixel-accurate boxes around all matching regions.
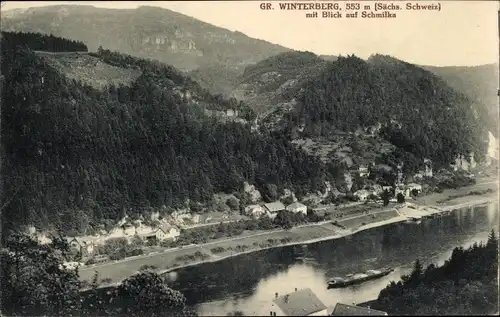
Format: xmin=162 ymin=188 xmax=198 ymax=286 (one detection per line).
xmin=295 ymin=288 xmax=297 ymax=292
xmin=275 ymin=292 xmax=278 ymax=299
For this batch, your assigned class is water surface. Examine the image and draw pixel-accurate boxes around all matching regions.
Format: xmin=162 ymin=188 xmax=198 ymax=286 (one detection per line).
xmin=164 ymin=202 xmax=499 ymax=316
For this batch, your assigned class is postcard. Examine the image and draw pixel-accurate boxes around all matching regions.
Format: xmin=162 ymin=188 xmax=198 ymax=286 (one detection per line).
xmin=1 ymin=1 xmax=498 ymax=316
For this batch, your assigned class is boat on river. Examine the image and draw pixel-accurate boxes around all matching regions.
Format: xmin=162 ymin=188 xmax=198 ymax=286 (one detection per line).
xmin=327 ymin=267 xmax=394 ymax=288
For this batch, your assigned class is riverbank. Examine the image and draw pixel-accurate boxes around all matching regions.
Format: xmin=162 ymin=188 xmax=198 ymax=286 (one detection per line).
xmin=79 ymin=182 xmax=498 ymax=289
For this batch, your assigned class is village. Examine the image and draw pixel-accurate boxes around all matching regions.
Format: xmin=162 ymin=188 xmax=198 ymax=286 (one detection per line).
xmin=34 ymin=154 xmax=486 ymax=272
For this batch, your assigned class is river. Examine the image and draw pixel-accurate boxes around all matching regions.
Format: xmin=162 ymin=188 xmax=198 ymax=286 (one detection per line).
xmin=163 ymin=202 xmax=499 ymax=316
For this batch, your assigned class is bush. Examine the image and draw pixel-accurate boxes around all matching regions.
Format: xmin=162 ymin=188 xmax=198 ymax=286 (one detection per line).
xmin=109 ymin=249 xmax=126 ymax=261
xmin=127 ymin=249 xmax=143 ymax=257
xmin=210 ymin=246 xmax=226 ymax=254
xmin=226 ymin=197 xmax=239 ymax=211
xmin=139 ymin=264 xmax=157 ymax=271
xmin=100 ymin=277 xmax=113 ymax=284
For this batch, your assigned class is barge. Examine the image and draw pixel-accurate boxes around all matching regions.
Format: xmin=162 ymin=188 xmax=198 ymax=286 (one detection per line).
xmin=328 ymin=267 xmax=394 ymax=288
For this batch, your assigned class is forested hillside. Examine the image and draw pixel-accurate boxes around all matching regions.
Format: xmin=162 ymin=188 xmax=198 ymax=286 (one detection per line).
xmin=286 ymin=54 xmax=487 ymax=170
xmin=1 ymin=31 xmax=88 ymax=52
xmin=371 ymin=231 xmax=498 ymax=315
xmin=235 ymin=52 xmax=487 ymax=173
xmin=1 ymin=32 xmax=327 ymax=235
xmin=422 ymin=63 xmax=499 ymax=137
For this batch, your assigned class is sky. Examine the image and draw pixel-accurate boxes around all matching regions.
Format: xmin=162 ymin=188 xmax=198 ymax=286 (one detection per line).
xmin=2 ymin=0 xmax=499 ymax=66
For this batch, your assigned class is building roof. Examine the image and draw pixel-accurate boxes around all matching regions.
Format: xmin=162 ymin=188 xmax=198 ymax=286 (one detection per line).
xmin=286 ymin=202 xmax=306 ymax=209
xmin=264 ymin=201 xmax=286 ymax=212
xmin=331 ymin=303 xmax=388 ymax=316
xmin=406 ymin=183 xmax=422 ymax=188
xmin=158 ymin=223 xmax=177 ymax=233
xmin=246 ymin=204 xmax=263 ymax=210
xmin=66 ymin=236 xmax=99 ymax=245
xmin=354 ymin=189 xmax=370 ymax=196
xmin=273 ymin=288 xmax=327 ymax=316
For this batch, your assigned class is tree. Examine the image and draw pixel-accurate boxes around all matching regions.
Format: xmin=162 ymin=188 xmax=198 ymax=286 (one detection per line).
xmin=226 ymin=197 xmax=239 ymax=211
xmin=1 ymin=232 xmax=82 ymax=316
xmin=114 ymin=271 xmax=196 ymax=317
xmin=411 ymin=189 xmax=419 ymax=198
xmin=381 ymin=189 xmax=390 ymax=206
xmin=396 ymin=193 xmax=405 ymax=203
xmin=282 ymin=195 xmax=295 ymax=205
xmin=373 ymin=236 xmax=498 ymax=315
xmin=264 ymin=184 xmax=279 ymax=201
xmin=408 ymin=259 xmax=423 ymax=285
xmin=274 ymin=211 xmax=293 ymax=230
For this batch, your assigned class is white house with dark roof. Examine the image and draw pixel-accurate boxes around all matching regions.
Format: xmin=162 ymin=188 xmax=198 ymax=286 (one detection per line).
xmin=286 ymin=202 xmax=308 ymax=215
xmin=65 ymin=237 xmax=98 ymax=255
xmin=331 ymin=303 xmax=388 ymax=316
xmin=264 ymin=201 xmax=286 ymax=219
xmin=270 ymin=288 xmax=328 ymax=316
xmin=139 ymin=224 xmax=180 ymax=244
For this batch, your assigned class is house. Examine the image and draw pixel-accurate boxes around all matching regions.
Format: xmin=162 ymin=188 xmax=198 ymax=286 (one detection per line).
xmin=395 ymin=186 xmax=411 ymax=199
xmin=66 ymin=237 xmax=96 ymax=255
xmin=331 ymin=303 xmax=388 ymax=316
xmin=226 ymin=109 xmax=239 ymax=117
xmin=140 ymin=224 xmax=180 ymax=244
xmin=270 ymin=288 xmax=328 ymax=316
xmin=358 ymin=165 xmax=369 ymax=177
xmin=353 ymin=189 xmax=370 ymax=202
xmin=245 ymin=204 xmax=266 ymax=217
xmin=286 ymin=202 xmax=308 ymax=215
xmin=122 ymin=224 xmax=136 ymax=236
xmin=157 ymin=224 xmax=180 ymax=242
xmin=264 ymin=201 xmax=286 ymax=218
xmin=406 ymin=183 xmax=422 ymax=194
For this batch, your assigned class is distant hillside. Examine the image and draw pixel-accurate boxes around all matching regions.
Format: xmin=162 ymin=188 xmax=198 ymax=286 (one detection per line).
xmin=0 ymin=5 xmax=290 ymax=73
xmin=236 ymin=53 xmax=488 ymax=172
xmin=187 ymin=64 xmax=244 ymax=96
xmin=1 ymin=32 xmax=327 ymax=236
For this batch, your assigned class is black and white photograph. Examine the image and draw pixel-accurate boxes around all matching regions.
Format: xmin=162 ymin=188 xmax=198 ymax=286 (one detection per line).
xmin=0 ymin=1 xmax=499 ymax=316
